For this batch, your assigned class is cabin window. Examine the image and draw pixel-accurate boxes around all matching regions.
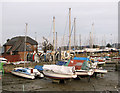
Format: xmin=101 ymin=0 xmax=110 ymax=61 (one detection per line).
xmin=18 ymin=69 xmax=22 ymax=72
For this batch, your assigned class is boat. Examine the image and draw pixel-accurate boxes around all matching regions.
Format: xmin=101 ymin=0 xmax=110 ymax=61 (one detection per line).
xmin=43 ymin=65 xmax=77 ymax=79
xmin=56 ymin=60 xmax=67 ymax=66
xmin=11 ymin=67 xmax=44 ymax=79
xmin=113 ymin=56 xmax=120 ymax=59
xmin=90 ymin=57 xmax=106 ymax=65
xmin=75 ymin=69 xmax=94 ymax=77
xmin=94 ymin=69 xmax=107 ymax=74
xmin=0 ymin=57 xmax=7 ymax=64
xmin=67 ymin=57 xmax=95 ymax=77
xmin=90 ymin=62 xmax=108 ymax=75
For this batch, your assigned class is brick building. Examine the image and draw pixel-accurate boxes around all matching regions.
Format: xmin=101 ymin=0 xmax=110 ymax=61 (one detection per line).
xmin=2 ymin=36 xmax=38 ymax=62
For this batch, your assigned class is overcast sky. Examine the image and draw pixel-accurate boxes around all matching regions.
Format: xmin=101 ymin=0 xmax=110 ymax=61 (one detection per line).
xmin=1 ymin=1 xmax=118 ymax=47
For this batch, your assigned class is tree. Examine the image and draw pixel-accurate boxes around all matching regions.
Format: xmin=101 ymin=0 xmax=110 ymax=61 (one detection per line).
xmin=42 ymin=37 xmax=53 ymax=53
xmin=106 ymin=43 xmax=112 ymax=48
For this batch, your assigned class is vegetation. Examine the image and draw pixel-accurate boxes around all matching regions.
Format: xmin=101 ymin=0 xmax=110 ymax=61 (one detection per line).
xmin=106 ymin=43 xmax=112 ymax=48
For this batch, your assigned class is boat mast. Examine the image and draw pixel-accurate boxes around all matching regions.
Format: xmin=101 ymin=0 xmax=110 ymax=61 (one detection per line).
xmin=53 ymin=16 xmax=55 ymax=51
xmin=24 ymin=23 xmax=28 ymax=67
xmin=35 ymin=32 xmax=37 ymax=41
xmin=91 ymin=22 xmax=94 ymax=48
xmin=69 ymin=8 xmax=71 ymax=51
xmin=74 ymin=18 xmax=76 ymax=50
xmin=79 ymin=34 xmax=81 ymax=49
xmin=90 ymin=32 xmax=92 ymax=48
xmin=56 ymin=32 xmax=57 ymax=51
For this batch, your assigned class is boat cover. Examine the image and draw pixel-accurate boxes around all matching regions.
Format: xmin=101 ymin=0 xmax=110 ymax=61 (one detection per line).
xmin=43 ymin=65 xmax=75 ymax=75
xmin=56 ymin=61 xmax=67 ymax=66
xmin=73 ymin=57 xmax=90 ymax=61
xmin=34 ymin=65 xmax=43 ymax=71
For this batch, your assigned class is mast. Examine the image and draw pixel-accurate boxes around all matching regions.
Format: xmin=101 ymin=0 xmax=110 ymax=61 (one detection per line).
xmin=91 ymin=23 xmax=94 ymax=48
xmin=74 ymin=18 xmax=76 ymax=50
xmin=35 ymin=32 xmax=37 ymax=41
xmin=79 ymin=34 xmax=81 ymax=49
xmin=53 ymin=16 xmax=55 ymax=51
xmin=24 ymin=23 xmax=28 ymax=67
xmin=69 ymin=8 xmax=71 ymax=51
xmin=56 ymin=32 xmax=57 ymax=51
xmin=90 ymin=32 xmax=92 ymax=48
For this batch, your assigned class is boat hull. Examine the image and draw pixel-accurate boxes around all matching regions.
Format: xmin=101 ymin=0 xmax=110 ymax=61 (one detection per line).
xmin=75 ymin=70 xmax=94 ymax=76
xmin=11 ymin=71 xmax=35 ymax=79
xmin=43 ymin=70 xmax=77 ymax=80
xmin=94 ymin=69 xmax=107 ymax=74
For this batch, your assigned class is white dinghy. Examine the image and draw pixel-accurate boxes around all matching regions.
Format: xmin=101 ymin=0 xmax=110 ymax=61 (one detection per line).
xmin=11 ymin=67 xmax=44 ymax=79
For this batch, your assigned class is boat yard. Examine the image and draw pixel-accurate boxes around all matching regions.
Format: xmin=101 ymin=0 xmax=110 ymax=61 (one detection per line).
xmin=0 ymin=58 xmax=119 ymax=92
xmin=2 ymin=67 xmax=119 ymax=91
xmin=0 ymin=1 xmax=119 ymax=92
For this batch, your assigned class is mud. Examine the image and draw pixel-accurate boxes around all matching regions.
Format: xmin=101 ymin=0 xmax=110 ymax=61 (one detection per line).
xmin=2 ymin=70 xmax=119 ymax=92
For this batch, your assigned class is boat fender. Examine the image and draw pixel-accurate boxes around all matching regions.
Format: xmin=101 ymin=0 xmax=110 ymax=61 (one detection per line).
xmin=31 ymin=69 xmax=33 ymax=73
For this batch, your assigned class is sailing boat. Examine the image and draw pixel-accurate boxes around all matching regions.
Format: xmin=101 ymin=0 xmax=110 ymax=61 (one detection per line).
xmin=11 ymin=23 xmax=44 ymax=79
xmin=43 ymin=64 xmax=77 ymax=79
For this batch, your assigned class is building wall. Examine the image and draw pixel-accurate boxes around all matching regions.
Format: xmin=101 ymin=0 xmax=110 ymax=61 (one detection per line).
xmin=26 ymin=43 xmax=38 ymax=52
xmin=5 ymin=46 xmax=12 ymax=52
xmin=18 ymin=51 xmax=33 ymax=61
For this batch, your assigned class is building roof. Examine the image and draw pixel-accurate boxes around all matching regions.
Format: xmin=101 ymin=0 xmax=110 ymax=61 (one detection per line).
xmin=4 ymin=36 xmax=38 ymax=46
xmin=3 ymin=36 xmax=38 ymax=52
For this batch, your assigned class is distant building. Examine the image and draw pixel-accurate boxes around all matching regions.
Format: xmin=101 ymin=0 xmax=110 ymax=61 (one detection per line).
xmin=2 ymin=36 xmax=38 ymax=61
xmin=112 ymin=43 xmax=120 ymax=49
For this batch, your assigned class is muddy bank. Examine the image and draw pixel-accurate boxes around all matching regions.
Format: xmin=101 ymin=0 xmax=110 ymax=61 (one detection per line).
xmin=2 ymin=70 xmax=119 ymax=91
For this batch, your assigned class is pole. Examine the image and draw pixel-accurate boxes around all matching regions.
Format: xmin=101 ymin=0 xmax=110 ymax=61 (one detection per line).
xmin=69 ymin=8 xmax=71 ymax=51
xmin=24 ymin=23 xmax=28 ymax=68
xmin=92 ymin=23 xmax=94 ymax=48
xmin=74 ymin=18 xmax=76 ymax=50
xmin=79 ymin=34 xmax=81 ymax=49
xmin=53 ymin=16 xmax=55 ymax=51
xmin=90 ymin=32 xmax=92 ymax=48
xmin=56 ymin=32 xmax=57 ymax=51
xmin=35 ymin=32 xmax=37 ymax=41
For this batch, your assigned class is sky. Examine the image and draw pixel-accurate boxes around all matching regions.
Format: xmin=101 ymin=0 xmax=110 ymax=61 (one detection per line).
xmin=0 ymin=1 xmax=118 ymax=47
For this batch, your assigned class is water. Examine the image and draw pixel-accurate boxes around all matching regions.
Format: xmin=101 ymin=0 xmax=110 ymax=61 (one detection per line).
xmin=2 ymin=71 xmax=119 ymax=92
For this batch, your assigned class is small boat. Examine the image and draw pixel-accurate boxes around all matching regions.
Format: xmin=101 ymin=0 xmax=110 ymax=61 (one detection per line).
xmin=43 ymin=65 xmax=77 ymax=79
xmin=113 ymin=57 xmax=120 ymax=59
xmin=11 ymin=67 xmax=44 ymax=79
xmin=75 ymin=69 xmax=94 ymax=77
xmin=94 ymin=69 xmax=107 ymax=74
xmin=0 ymin=57 xmax=7 ymax=64
xmin=91 ymin=63 xmax=108 ymax=75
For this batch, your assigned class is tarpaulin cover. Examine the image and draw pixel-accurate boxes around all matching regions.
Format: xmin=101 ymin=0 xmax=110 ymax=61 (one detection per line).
xmin=43 ymin=65 xmax=75 ymax=75
xmin=56 ymin=61 xmax=67 ymax=66
xmin=34 ymin=65 xmax=43 ymax=71
xmin=73 ymin=57 xmax=90 ymax=61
